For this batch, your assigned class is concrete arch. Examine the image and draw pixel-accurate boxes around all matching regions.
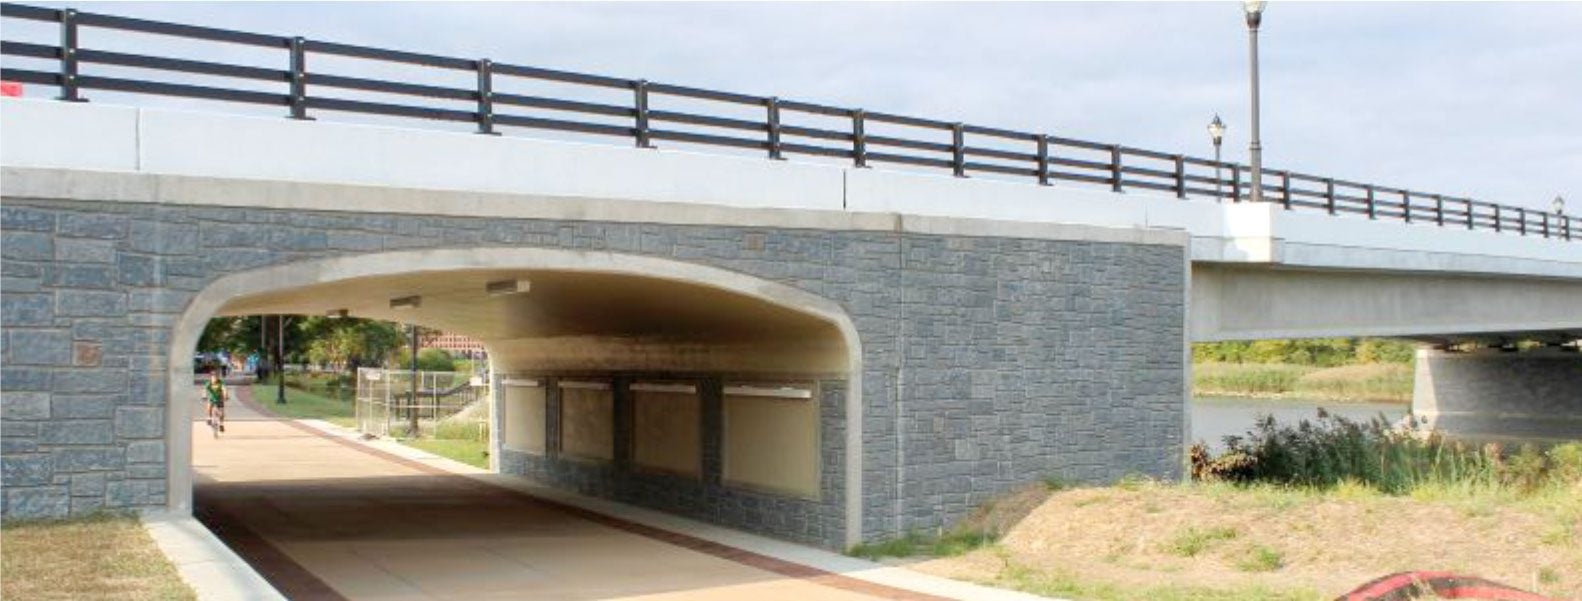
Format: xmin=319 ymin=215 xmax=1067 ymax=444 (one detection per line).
xmin=166 ymin=246 xmax=865 ymax=546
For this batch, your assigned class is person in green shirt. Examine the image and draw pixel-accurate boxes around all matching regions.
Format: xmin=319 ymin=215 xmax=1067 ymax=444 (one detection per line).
xmin=204 ymin=372 xmax=227 ymax=434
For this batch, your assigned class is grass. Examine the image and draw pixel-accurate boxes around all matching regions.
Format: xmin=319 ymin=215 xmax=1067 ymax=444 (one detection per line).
xmin=249 ymin=382 xmax=356 ymax=428
xmin=1193 ymin=362 xmax=1412 ymax=402
xmin=402 ymin=437 xmax=490 ymax=469
xmin=1235 ymin=544 xmax=1284 ymax=572
xmin=991 ymin=552 xmax=1323 ymax=601
xmin=1165 ymin=525 xmax=1238 ymax=557
xmin=0 ymin=513 xmax=196 ymax=601
xmin=848 ymin=529 xmax=996 ymax=560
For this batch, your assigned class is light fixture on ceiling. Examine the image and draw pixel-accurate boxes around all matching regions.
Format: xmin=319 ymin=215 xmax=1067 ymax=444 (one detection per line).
xmin=486 ymin=278 xmax=531 ymax=297
xmin=326 ymin=308 xmax=349 ymax=319
xmin=389 ymin=295 xmax=422 ymax=310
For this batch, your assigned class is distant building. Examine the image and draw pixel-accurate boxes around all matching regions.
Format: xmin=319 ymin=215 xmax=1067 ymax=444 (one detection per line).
xmin=425 ymin=331 xmax=486 ymax=359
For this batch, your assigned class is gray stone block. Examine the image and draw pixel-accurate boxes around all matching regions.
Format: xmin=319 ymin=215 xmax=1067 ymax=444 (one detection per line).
xmin=52 ymin=394 xmax=116 ymax=419
xmin=70 ymin=472 xmax=107 ymax=497
xmin=40 ymin=420 xmax=114 ymax=445
xmin=114 ymin=407 xmax=163 ymax=439
xmin=118 ymin=254 xmax=161 ymax=286
xmin=51 ymin=448 xmax=124 ymax=473
xmin=1 ymin=293 xmax=53 ymax=326
xmin=54 ymin=369 xmax=128 ymax=393
xmin=54 ymin=238 xmax=116 ymax=263
xmin=2 ymin=206 xmax=56 ymax=232
xmin=58 ymin=213 xmax=128 ymax=239
xmin=2 ymin=231 xmax=53 ymax=261
xmin=126 ymin=440 xmax=165 ymax=464
xmin=2 ymin=392 xmax=50 ymax=420
xmin=128 ymin=221 xmax=198 ymax=255
xmin=2 ymin=367 xmax=52 ymax=391
xmin=4 ymin=487 xmax=69 ymax=519
xmin=2 ymin=454 xmax=53 ymax=487
xmin=56 ymin=291 xmax=128 ymax=317
xmin=49 ymin=264 xmax=117 ymax=289
xmin=7 ymin=329 xmax=72 ymax=366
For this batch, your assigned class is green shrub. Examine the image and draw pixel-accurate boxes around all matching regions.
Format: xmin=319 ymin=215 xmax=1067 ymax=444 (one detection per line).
xmin=1193 ymin=412 xmax=1581 ymax=499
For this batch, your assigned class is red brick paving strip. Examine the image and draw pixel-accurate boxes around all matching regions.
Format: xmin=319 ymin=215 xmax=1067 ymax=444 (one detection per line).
xmin=220 ymin=388 xmax=953 ymax=601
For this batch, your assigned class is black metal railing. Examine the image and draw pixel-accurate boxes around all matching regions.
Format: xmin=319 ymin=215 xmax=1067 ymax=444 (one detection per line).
xmin=0 ymin=3 xmax=1572 ymax=243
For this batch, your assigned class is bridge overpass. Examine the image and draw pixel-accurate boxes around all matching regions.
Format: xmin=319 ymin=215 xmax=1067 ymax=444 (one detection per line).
xmin=1 ymin=5 xmax=1578 ymax=549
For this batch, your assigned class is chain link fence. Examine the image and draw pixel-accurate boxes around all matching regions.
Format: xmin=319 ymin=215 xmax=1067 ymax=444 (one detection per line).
xmin=356 ymin=368 xmax=488 ymax=440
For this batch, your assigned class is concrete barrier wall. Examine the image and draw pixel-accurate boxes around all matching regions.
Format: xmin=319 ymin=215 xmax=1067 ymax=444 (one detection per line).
xmin=0 ymin=170 xmax=1186 ymax=547
xmin=1414 ymin=349 xmax=1582 ymax=442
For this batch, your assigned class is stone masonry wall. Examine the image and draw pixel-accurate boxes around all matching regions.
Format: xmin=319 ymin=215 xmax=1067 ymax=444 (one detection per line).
xmin=1 ymin=195 xmax=1185 ymax=545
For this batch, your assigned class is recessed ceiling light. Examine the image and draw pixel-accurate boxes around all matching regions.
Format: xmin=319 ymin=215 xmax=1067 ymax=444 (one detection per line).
xmin=390 ymin=295 xmax=421 ymax=310
xmin=486 ymin=278 xmax=531 ymax=297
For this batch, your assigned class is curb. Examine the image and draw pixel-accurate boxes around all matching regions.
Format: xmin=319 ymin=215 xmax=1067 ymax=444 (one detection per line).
xmin=141 ymin=512 xmax=287 ymax=601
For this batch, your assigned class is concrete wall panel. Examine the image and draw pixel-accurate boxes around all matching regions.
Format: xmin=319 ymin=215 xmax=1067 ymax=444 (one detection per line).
xmin=559 ymin=383 xmax=614 ymax=463
xmin=723 ymin=388 xmax=820 ymax=499
xmin=632 ymin=387 xmax=701 ymax=477
xmin=501 ymin=380 xmax=546 ymax=454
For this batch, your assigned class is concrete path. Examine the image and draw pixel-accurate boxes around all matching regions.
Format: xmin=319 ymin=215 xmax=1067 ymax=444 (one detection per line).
xmin=193 ymin=388 xmax=953 ymax=601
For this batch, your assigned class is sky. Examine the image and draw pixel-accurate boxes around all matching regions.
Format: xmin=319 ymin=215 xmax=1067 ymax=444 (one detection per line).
xmin=16 ymin=1 xmax=1582 ymax=212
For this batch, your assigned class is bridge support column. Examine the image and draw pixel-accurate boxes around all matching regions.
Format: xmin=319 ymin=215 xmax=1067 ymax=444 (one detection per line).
xmin=1413 ymin=347 xmax=1582 ymax=443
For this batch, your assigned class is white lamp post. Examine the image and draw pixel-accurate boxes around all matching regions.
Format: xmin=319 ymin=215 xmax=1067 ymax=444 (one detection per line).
xmin=1244 ymin=0 xmax=1267 ymax=203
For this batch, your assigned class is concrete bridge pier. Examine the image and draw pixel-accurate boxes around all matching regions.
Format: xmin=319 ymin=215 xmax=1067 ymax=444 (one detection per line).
xmin=1412 ymin=347 xmax=1582 ymax=444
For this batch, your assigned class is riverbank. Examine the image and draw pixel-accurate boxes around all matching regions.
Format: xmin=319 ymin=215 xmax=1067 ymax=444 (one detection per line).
xmin=1193 ymin=362 xmax=1412 ymax=403
xmin=905 ymin=479 xmax=1579 ymax=600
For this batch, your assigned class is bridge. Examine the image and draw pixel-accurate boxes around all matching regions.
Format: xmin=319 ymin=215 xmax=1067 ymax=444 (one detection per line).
xmin=1 ymin=4 xmax=1578 ymax=550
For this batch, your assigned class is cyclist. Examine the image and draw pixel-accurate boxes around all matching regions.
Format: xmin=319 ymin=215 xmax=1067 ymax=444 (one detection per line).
xmin=204 ymin=371 xmax=228 ymax=434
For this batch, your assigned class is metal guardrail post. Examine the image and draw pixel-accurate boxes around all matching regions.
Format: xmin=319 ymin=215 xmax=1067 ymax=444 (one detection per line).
xmin=1565 ymin=216 xmax=1572 ymax=241
xmin=1324 ymin=179 xmax=1335 ymax=215
xmin=1465 ymin=199 xmax=1474 ymax=230
xmin=1402 ymin=191 xmax=1412 ymax=223
xmin=633 ymin=79 xmax=654 ymax=148
xmin=851 ymin=110 xmax=868 ymax=168
xmin=1231 ymin=165 xmax=1241 ymax=203
xmin=1542 ymin=213 xmax=1550 ymax=238
xmin=1280 ymin=171 xmax=1291 ymax=210
xmin=1109 ymin=145 xmax=1122 ymax=192
xmin=951 ymin=123 xmax=967 ymax=177
xmin=1519 ymin=207 xmax=1527 ymax=236
xmin=288 ymin=36 xmax=309 ymax=119
xmin=1493 ymin=205 xmax=1501 ymax=232
xmin=1174 ymin=155 xmax=1186 ymax=199
xmin=58 ymin=8 xmax=82 ymax=102
xmin=1433 ymin=194 xmax=1444 ymax=226
xmin=476 ymin=58 xmax=497 ymax=135
xmin=1366 ymin=185 xmax=1376 ymax=219
xmin=1036 ymin=135 xmax=1051 ymax=186
xmin=766 ymin=97 xmax=784 ymax=160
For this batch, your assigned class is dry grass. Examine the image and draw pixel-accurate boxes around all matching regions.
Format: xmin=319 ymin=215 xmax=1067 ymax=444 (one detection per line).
xmin=911 ymin=481 xmax=1582 ymax=600
xmin=0 ymin=513 xmax=195 ymax=601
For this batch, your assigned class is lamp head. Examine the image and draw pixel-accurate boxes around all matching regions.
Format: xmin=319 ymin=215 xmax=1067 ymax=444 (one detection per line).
xmin=1555 ymin=195 xmax=1566 ymax=216
xmin=1208 ymin=114 xmax=1226 ymax=144
xmin=1244 ymin=0 xmax=1267 ymax=27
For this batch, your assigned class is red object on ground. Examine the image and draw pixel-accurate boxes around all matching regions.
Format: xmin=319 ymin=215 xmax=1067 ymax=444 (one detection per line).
xmin=1338 ymin=571 xmax=1556 ymax=601
xmin=0 ymin=81 xmax=22 ymax=97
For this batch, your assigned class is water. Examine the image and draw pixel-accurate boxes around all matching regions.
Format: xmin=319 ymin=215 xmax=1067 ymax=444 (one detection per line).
xmin=1191 ymin=396 xmax=1408 ymax=451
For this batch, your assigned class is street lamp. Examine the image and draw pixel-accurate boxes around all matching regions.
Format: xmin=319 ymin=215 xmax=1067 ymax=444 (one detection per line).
xmin=1208 ymin=114 xmax=1226 ymax=199
xmin=1244 ymin=0 xmax=1267 ymax=203
xmin=1554 ymin=195 xmax=1566 ymax=216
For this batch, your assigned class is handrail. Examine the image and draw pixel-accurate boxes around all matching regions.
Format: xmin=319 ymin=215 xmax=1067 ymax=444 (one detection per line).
xmin=0 ymin=3 xmax=1571 ymax=242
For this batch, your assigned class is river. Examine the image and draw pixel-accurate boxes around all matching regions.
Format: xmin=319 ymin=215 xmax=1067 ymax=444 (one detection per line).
xmin=1191 ymin=396 xmax=1409 ymax=451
